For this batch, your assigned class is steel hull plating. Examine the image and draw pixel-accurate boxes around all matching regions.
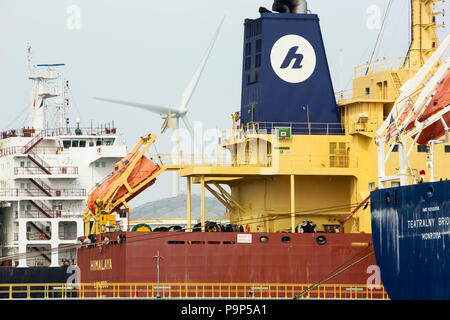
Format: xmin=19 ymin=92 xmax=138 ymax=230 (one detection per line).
xmin=371 ymin=180 xmax=450 ymax=299
xmin=78 ymin=232 xmax=377 ymax=287
xmin=0 ymin=266 xmax=75 ymax=298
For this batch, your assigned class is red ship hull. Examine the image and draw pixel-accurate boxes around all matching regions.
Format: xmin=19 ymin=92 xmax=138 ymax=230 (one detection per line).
xmin=77 ymin=231 xmax=381 ymax=298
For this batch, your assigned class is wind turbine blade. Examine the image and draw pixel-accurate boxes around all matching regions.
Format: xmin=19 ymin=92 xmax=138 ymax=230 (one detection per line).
xmin=161 ymin=117 xmax=170 ymax=134
xmin=95 ymin=97 xmax=179 ymax=116
xmin=180 ymin=16 xmax=225 ymax=112
xmin=181 ymin=115 xmax=194 ymax=138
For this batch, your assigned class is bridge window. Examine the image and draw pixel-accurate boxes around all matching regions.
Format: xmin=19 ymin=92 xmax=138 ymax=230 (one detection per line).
xmin=445 ymin=146 xmax=450 ymax=153
xmin=417 ymin=145 xmax=428 ymax=153
xmin=63 ymin=140 xmax=71 ymax=148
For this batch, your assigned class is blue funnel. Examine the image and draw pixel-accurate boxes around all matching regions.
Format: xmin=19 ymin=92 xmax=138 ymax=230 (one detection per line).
xmin=240 ymin=13 xmax=341 ymax=135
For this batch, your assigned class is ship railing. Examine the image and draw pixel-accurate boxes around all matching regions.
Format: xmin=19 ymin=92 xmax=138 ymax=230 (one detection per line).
xmin=353 ymin=56 xmax=410 ymax=78
xmin=0 ymin=146 xmax=23 ymax=157
xmin=0 ymin=125 xmax=117 ymax=139
xmin=44 ymin=126 xmax=117 ymax=137
xmin=149 ymin=151 xmax=351 ymax=169
xmin=335 ymin=89 xmax=396 ymax=103
xmin=0 ymin=146 xmax=63 ymax=158
xmin=149 ymin=153 xmax=217 ymax=167
xmin=222 ymin=122 xmax=345 ymax=142
xmin=16 ymin=210 xmax=80 ymax=219
xmin=335 ymin=89 xmax=354 ymax=103
xmin=129 ymin=218 xmax=230 ymax=229
xmin=14 ymin=166 xmax=79 ymax=176
xmin=0 ymin=282 xmax=389 ymax=300
xmin=0 ymin=125 xmax=118 ymax=142
xmin=26 ymin=232 xmax=52 ymax=241
xmin=149 ymin=153 xmax=271 ymax=168
xmin=0 ymin=188 xmax=86 ymax=198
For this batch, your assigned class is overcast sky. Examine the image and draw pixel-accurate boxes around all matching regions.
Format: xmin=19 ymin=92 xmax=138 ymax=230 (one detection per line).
xmin=0 ymin=0 xmax=448 ymax=208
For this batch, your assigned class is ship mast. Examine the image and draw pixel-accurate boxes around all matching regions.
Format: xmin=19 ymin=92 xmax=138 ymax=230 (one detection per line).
xmin=404 ymin=0 xmax=445 ymax=69
xmin=27 ymin=46 xmax=65 ymax=132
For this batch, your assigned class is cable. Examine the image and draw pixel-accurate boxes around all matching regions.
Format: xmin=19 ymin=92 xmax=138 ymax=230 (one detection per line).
xmin=365 ymin=0 xmax=394 ymax=75
xmin=293 ymin=249 xmax=375 ymax=299
xmin=0 ymin=105 xmax=29 ymax=132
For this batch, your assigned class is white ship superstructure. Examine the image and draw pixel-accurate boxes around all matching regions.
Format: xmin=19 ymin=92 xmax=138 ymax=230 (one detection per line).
xmin=0 ymin=51 xmax=127 ymax=268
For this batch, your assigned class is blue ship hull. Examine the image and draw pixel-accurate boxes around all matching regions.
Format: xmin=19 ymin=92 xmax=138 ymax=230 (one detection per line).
xmin=370 ymin=180 xmax=450 ymax=299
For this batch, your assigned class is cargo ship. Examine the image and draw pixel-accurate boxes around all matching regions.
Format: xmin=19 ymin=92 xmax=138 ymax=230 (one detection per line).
xmin=0 ymin=47 xmax=127 ymax=286
xmin=76 ymin=0 xmax=447 ymax=299
xmin=371 ymin=35 xmax=450 ymax=300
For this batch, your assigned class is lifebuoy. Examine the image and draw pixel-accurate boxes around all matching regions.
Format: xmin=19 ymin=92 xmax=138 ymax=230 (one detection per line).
xmin=245 ymin=224 xmax=250 ymax=232
xmin=39 ymin=233 xmax=46 ymax=240
xmin=62 ymin=259 xmax=70 ymax=266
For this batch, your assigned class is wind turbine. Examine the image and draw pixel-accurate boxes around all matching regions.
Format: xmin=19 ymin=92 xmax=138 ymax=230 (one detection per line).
xmin=95 ymin=17 xmax=225 ymax=197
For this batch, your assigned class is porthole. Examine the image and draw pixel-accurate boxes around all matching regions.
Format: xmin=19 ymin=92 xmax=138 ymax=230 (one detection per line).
xmin=281 ymin=236 xmax=291 ymax=243
xmin=259 ymin=236 xmax=269 ymax=243
xmin=316 ymin=235 xmax=327 ymax=245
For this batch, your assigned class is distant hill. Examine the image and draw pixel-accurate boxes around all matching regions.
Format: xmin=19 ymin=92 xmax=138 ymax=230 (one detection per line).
xmin=129 ymin=194 xmax=226 ymax=220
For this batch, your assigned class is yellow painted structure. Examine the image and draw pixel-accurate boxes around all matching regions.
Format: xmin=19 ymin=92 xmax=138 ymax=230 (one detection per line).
xmin=177 ymin=0 xmax=448 ymax=234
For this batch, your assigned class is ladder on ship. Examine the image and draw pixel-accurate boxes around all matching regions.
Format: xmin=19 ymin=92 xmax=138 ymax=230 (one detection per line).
xmin=390 ymin=72 xmax=403 ymax=96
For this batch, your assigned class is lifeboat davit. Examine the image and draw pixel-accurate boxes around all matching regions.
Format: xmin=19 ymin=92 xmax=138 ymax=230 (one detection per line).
xmin=87 ymin=151 xmax=160 ymax=214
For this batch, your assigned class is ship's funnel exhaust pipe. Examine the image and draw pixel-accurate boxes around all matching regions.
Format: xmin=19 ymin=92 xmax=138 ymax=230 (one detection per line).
xmin=293 ymin=0 xmax=308 ymax=13
xmin=272 ymin=0 xmax=308 ymax=14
